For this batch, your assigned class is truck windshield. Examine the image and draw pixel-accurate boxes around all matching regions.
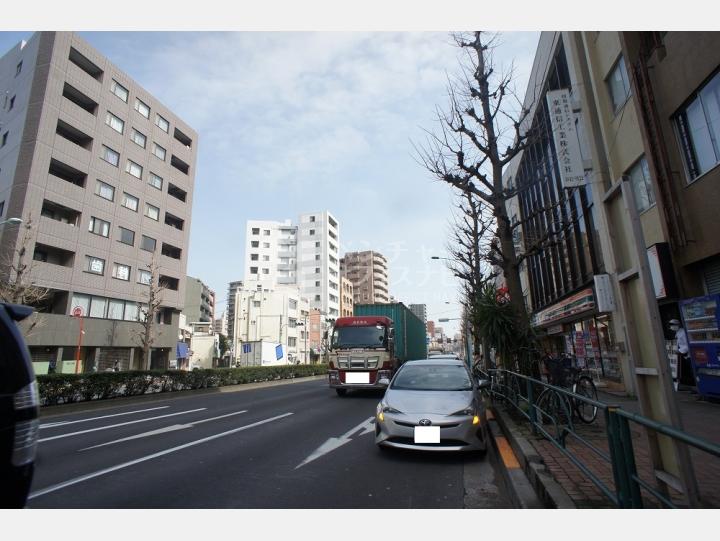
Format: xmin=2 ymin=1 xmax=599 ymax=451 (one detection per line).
xmin=332 ymin=325 xmax=387 ymax=349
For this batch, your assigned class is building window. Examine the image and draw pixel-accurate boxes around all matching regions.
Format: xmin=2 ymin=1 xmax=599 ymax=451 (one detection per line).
xmin=141 ymin=235 xmax=156 ymax=252
xmin=289 ymin=299 xmax=297 ymax=309
xmin=95 ymin=180 xmax=115 ymax=201
xmin=263 ymin=229 xmax=270 ymax=236
xmin=86 ymin=255 xmax=105 ymax=275
xmin=315 ymin=254 xmax=320 ymax=261
xmin=122 ymin=192 xmax=139 ymax=212
xmin=135 ymin=98 xmax=150 ymax=118
xmin=253 ymin=300 xmax=261 ymax=308
xmin=262 ymin=268 xmax=269 ymax=274
xmin=88 ymin=216 xmax=110 ymax=237
xmin=315 ymin=267 xmax=320 ymax=274
xmin=138 ymin=269 xmax=152 ymax=285
xmin=110 ymin=79 xmax=129 ymax=102
xmin=627 ymin=156 xmax=656 ymax=213
xmin=607 ymin=55 xmax=631 ymax=113
xmin=315 ymin=281 xmax=320 ymax=287
xmin=315 ymin=241 xmax=320 ymax=248
xmin=152 ymin=142 xmax=166 ymax=161
xmin=315 ymin=295 xmax=321 ymax=301
xmin=15 ymin=61 xmax=22 ymax=76
xmin=0 ymin=200 xmax=4 ymax=217
xmin=251 ymin=253 xmax=259 ymax=261
xmin=105 ymin=111 xmax=124 ymax=134
xmin=100 ymin=145 xmax=119 ymax=167
xmin=309 ymin=229 xmax=315 ymax=235
xmin=131 ymin=128 xmax=147 ymax=148
xmin=1 ymin=131 xmax=7 ymax=147
xmin=310 ymin=216 xmax=316 ymax=222
xmin=250 ymin=267 xmax=258 ymax=274
xmin=263 ymin=255 xmax=269 ymax=261
xmin=251 ymin=241 xmax=259 ymax=248
xmin=8 ymin=95 xmax=15 ymax=110
xmin=252 ymin=228 xmax=260 ymax=235
xmin=155 ymin=114 xmax=169 ymax=133
xmin=676 ymin=71 xmax=720 ymax=181
xmin=126 ymin=160 xmax=143 ymax=179
xmin=149 ymin=172 xmax=163 ymax=190
xmin=263 ymin=242 xmax=270 ymax=248
xmin=112 ymin=263 xmax=131 ymax=281
xmin=145 ymin=204 xmax=159 ymax=221
xmin=90 ymin=296 xmax=107 ymax=317
xmin=288 ymin=337 xmax=297 ymax=347
xmin=118 ymin=226 xmax=135 ymax=245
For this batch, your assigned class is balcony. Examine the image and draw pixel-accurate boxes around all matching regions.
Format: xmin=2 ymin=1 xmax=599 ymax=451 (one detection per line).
xmin=62 ymin=83 xmax=98 ymax=118
xmin=277 ymin=251 xmax=294 ymax=259
xmin=69 ymin=47 xmax=103 ymax=82
xmin=277 ymin=276 xmax=296 ymax=285
xmin=33 ymin=243 xmax=75 ymax=268
xmin=65 ymin=61 xmax=102 ymax=94
xmin=277 ymin=264 xmax=294 ymax=271
xmin=55 ymin=119 xmax=93 ymax=151
xmin=48 ymin=158 xmax=87 ymax=189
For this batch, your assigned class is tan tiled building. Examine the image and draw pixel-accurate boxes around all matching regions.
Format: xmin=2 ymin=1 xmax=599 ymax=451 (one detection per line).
xmin=339 ymin=276 xmax=353 ymax=317
xmin=0 ymin=32 xmax=197 ymax=372
xmin=340 ymin=250 xmax=389 ymax=304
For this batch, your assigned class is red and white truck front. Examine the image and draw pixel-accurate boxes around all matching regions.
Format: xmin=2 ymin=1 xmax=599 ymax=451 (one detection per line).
xmin=326 ymin=316 xmax=396 ymax=396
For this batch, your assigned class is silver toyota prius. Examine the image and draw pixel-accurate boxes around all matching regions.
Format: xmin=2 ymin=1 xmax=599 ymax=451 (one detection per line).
xmin=375 ymin=359 xmax=491 ymax=453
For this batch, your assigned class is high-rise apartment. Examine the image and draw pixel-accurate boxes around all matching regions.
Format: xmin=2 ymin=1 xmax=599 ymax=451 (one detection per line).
xmin=0 ymin=32 xmax=197 ymax=372
xmin=243 ymin=211 xmax=340 ymax=318
xmin=226 ymin=280 xmax=243 ymax=342
xmin=340 ymin=250 xmax=389 ymax=304
xmin=340 ymin=276 xmax=354 ymax=317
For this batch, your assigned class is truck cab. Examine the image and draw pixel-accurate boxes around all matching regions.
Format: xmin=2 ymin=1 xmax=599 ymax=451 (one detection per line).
xmin=326 ymin=316 xmax=396 ymax=396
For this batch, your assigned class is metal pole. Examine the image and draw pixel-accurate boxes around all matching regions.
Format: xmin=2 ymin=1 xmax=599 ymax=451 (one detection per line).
xmin=75 ymin=315 xmax=83 ymax=374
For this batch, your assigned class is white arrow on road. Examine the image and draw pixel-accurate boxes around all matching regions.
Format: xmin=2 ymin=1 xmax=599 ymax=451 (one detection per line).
xmin=79 ymin=410 xmax=249 ymax=451
xmin=295 ymin=416 xmax=375 ymax=470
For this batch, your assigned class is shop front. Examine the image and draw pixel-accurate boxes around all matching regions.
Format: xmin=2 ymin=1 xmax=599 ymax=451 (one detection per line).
xmin=531 ymin=286 xmax=624 ymax=388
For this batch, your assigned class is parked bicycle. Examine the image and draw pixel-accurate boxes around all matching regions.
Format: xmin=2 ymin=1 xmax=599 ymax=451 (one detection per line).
xmin=536 ymin=353 xmax=598 ymax=424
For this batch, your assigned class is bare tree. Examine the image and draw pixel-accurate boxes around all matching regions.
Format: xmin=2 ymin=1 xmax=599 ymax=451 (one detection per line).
xmin=134 ymin=256 xmax=165 ymax=370
xmin=417 ymin=31 xmax=550 ymax=335
xmin=445 ymin=191 xmax=496 ymax=355
xmin=0 ymin=215 xmax=51 ymax=308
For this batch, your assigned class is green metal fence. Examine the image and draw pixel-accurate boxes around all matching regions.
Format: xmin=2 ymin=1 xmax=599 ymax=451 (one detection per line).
xmin=486 ymin=368 xmax=720 ymax=508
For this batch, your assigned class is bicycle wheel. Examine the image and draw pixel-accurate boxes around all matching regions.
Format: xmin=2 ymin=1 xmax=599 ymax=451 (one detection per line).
xmin=535 ymin=388 xmax=571 ymax=428
xmin=572 ymin=376 xmax=598 ymax=423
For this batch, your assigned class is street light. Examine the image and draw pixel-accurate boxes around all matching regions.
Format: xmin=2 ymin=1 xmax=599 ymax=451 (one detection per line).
xmin=0 ymin=217 xmax=23 ymax=227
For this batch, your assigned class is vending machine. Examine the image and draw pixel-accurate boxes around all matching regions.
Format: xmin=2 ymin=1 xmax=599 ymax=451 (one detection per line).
xmin=679 ymin=294 xmax=720 ymax=399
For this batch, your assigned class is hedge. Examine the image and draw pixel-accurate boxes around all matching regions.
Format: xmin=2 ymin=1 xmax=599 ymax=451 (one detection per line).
xmin=37 ymin=364 xmax=328 ymax=406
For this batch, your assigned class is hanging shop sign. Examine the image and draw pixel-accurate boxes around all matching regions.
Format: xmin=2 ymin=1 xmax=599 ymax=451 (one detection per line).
xmin=594 ymin=274 xmax=616 ymax=313
xmin=531 ymin=288 xmax=595 ymax=328
xmin=546 ymin=88 xmax=586 ymax=188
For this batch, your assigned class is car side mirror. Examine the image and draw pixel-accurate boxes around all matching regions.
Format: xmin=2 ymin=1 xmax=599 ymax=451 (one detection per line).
xmin=477 ymin=378 xmax=491 ymax=390
xmin=378 ymin=377 xmax=390 ymax=386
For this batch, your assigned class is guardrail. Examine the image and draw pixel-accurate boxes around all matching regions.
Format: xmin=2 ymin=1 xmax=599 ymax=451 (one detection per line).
xmin=483 ymin=368 xmax=720 ymax=508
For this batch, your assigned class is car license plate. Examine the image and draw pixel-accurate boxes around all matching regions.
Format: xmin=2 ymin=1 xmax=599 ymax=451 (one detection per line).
xmin=414 ymin=426 xmax=440 ymax=443
xmin=346 ymin=372 xmax=369 ymax=384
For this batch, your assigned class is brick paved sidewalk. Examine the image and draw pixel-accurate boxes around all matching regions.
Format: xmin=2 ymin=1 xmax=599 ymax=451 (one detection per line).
xmin=501 ymin=389 xmax=720 ymax=508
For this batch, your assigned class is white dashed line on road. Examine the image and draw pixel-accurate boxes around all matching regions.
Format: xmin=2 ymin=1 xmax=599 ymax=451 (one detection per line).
xmin=40 ymin=406 xmax=171 ymax=429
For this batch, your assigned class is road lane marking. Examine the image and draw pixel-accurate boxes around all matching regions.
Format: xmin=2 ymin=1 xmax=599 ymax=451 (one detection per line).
xmin=29 ymin=412 xmax=294 ymax=500
xmin=38 ymin=408 xmax=207 ymax=442
xmin=40 ymin=407 xmax=170 ymax=429
xmin=295 ymin=416 xmax=374 ymax=470
xmin=79 ymin=410 xmax=249 ymax=450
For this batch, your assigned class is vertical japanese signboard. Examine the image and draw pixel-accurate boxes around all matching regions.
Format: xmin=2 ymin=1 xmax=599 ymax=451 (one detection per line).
xmin=546 ymin=89 xmax=586 ymax=188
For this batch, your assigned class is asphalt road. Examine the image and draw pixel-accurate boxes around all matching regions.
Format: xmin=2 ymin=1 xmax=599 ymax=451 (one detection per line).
xmin=28 ymin=378 xmax=511 ymax=508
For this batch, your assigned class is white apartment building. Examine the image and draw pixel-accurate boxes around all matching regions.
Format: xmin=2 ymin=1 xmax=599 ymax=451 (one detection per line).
xmin=232 ymin=284 xmax=310 ymax=364
xmin=243 ymin=211 xmax=340 ymax=319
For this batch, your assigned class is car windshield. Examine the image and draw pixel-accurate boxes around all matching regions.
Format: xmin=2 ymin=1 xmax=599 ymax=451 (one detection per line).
xmin=391 ymin=364 xmax=472 ymax=391
xmin=331 ymin=325 xmax=387 ymax=349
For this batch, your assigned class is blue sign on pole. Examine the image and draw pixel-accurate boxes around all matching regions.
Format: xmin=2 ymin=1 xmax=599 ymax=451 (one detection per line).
xmin=275 ymin=344 xmax=284 ymax=360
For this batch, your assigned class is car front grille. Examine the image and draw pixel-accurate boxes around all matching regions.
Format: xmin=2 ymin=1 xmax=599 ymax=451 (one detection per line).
xmin=394 ymin=420 xmax=460 ymax=429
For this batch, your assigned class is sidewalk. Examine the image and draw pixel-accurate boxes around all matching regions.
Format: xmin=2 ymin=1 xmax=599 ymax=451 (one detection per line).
xmin=494 ymin=389 xmax=720 ymax=508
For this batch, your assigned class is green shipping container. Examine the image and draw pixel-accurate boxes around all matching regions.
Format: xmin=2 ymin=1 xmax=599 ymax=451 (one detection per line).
xmin=353 ymin=302 xmax=428 ymax=363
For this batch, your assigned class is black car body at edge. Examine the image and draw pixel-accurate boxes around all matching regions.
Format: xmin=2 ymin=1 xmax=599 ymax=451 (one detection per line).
xmin=0 ymin=303 xmax=40 ymax=508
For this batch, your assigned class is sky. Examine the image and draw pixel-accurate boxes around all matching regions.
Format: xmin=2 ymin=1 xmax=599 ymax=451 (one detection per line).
xmin=0 ymin=30 xmax=541 ymax=335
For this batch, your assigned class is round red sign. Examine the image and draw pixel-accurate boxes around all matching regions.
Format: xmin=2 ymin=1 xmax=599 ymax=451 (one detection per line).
xmin=72 ymin=306 xmax=83 ymax=317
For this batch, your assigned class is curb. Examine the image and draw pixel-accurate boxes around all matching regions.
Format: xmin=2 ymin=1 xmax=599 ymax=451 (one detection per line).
xmin=39 ymin=374 xmax=328 ymax=418
xmin=491 ymin=403 xmax=576 ymax=509
xmin=487 ymin=414 xmax=544 ymax=509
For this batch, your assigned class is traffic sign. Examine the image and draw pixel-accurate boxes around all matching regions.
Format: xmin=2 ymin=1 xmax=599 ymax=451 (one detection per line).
xmin=72 ymin=306 xmax=83 ymax=317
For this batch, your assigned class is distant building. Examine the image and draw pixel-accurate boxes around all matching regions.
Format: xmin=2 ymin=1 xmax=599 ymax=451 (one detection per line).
xmin=426 ymin=320 xmax=436 ymax=336
xmin=226 ymin=280 xmax=243 ymax=342
xmin=233 ymin=284 xmax=310 ymax=365
xmin=340 ymin=276 xmax=354 ymax=317
xmin=409 ymin=304 xmax=427 ymax=324
xmin=340 ymin=250 xmax=389 ymax=304
xmin=243 ymin=211 xmax=341 ymax=320
xmin=213 ymin=310 xmax=227 ymax=336
xmin=184 ymin=276 xmax=215 ymax=323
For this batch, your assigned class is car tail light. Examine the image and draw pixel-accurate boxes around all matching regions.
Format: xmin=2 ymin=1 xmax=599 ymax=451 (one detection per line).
xmin=12 ymin=419 xmax=39 ymax=467
xmin=14 ymin=380 xmax=39 ymax=410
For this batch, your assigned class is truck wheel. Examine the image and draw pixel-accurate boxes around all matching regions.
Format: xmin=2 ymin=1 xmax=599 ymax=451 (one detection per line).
xmin=335 ymin=388 xmax=347 ymax=397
